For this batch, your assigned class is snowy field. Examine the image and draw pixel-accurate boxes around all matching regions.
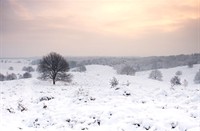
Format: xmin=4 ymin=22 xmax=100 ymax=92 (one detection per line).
xmin=0 ymin=59 xmax=200 ymax=131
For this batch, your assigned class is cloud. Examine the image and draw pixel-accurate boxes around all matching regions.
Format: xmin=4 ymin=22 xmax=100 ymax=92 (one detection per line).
xmin=1 ymin=18 xmax=198 ymax=57
xmin=9 ymin=0 xmax=33 ymax=20
xmin=2 ymin=0 xmax=198 ymax=35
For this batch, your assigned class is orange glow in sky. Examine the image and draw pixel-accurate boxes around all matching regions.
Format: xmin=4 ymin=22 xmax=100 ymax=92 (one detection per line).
xmin=0 ymin=0 xmax=199 ymax=57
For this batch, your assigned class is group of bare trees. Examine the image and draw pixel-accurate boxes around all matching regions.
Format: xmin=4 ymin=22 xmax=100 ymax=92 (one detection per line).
xmin=0 ymin=52 xmax=73 ymax=84
xmin=0 ymin=73 xmax=17 ymax=81
xmin=148 ymin=69 xmax=200 ymax=86
xmin=0 ymin=65 xmax=35 ymax=81
xmin=22 ymin=66 xmax=35 ymax=72
xmin=76 ymin=54 xmax=199 ymax=72
xmin=0 ymin=72 xmax=33 ymax=81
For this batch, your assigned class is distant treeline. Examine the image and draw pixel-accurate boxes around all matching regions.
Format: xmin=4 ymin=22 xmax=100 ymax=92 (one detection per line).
xmin=68 ymin=54 xmax=200 ymax=72
xmin=30 ymin=54 xmax=200 ymax=72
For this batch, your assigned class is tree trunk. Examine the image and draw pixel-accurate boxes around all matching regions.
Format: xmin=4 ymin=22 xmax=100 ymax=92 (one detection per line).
xmin=53 ymin=79 xmax=55 ymax=85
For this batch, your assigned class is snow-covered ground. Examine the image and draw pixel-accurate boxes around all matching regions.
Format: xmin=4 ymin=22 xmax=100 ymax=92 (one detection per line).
xmin=0 ymin=59 xmax=200 ymax=131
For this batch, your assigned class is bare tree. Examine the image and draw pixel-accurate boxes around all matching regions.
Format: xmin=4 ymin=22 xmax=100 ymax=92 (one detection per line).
xmin=37 ymin=52 xmax=71 ymax=85
xmin=110 ymin=77 xmax=119 ymax=88
xmin=170 ymin=76 xmax=181 ymax=87
xmin=149 ymin=70 xmax=163 ymax=81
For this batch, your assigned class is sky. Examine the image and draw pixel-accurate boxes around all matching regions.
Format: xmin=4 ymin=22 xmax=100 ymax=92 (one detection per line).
xmin=0 ymin=0 xmax=199 ymax=57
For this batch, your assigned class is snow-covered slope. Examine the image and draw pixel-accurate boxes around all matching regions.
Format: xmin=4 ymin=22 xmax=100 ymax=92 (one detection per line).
xmin=136 ymin=64 xmax=200 ymax=86
xmin=0 ymin=61 xmax=200 ymax=131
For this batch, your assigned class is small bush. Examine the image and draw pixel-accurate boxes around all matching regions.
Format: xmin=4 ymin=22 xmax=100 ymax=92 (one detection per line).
xmin=149 ymin=70 xmax=163 ymax=81
xmin=22 ymin=67 xmax=26 ymax=71
xmin=110 ymin=77 xmax=119 ymax=88
xmin=170 ymin=76 xmax=181 ymax=87
xmin=8 ymin=67 xmax=14 ymax=70
xmin=0 ymin=73 xmax=5 ymax=81
xmin=22 ymin=66 xmax=35 ymax=72
xmin=6 ymin=73 xmax=17 ymax=80
xmin=23 ymin=72 xmax=32 ymax=78
xmin=194 ymin=70 xmax=200 ymax=84
xmin=126 ymin=80 xmax=130 ymax=86
xmin=39 ymin=96 xmax=54 ymax=102
xmin=18 ymin=103 xmax=27 ymax=112
xmin=175 ymin=71 xmax=182 ymax=76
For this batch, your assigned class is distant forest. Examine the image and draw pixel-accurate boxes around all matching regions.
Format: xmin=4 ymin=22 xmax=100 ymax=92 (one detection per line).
xmin=30 ymin=54 xmax=200 ymax=73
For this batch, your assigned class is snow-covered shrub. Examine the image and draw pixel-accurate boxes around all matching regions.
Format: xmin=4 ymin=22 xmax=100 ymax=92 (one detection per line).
xmin=75 ymin=87 xmax=88 ymax=98
xmin=120 ymin=66 xmax=136 ymax=75
xmin=22 ymin=66 xmax=27 ymax=71
xmin=188 ymin=62 xmax=194 ymax=68
xmin=110 ymin=77 xmax=119 ymax=87
xmin=6 ymin=107 xmax=15 ymax=113
xmin=18 ymin=74 xmax=23 ymax=79
xmin=73 ymin=65 xmax=87 ymax=72
xmin=39 ymin=96 xmax=54 ymax=102
xmin=123 ymin=91 xmax=131 ymax=96
xmin=194 ymin=70 xmax=200 ymax=84
xmin=6 ymin=73 xmax=17 ymax=80
xmin=30 ymin=59 xmax=40 ymax=65
xmin=8 ymin=66 xmax=14 ymax=70
xmin=18 ymin=103 xmax=27 ymax=112
xmin=0 ymin=73 xmax=5 ymax=81
xmin=126 ymin=80 xmax=130 ymax=86
xmin=170 ymin=76 xmax=181 ymax=87
xmin=22 ymin=66 xmax=35 ymax=72
xmin=175 ymin=71 xmax=182 ymax=76
xmin=26 ymin=66 xmax=35 ymax=72
xmin=78 ymin=65 xmax=86 ymax=72
xmin=149 ymin=70 xmax=163 ymax=81
xmin=183 ymin=79 xmax=188 ymax=87
xmin=23 ymin=72 xmax=32 ymax=78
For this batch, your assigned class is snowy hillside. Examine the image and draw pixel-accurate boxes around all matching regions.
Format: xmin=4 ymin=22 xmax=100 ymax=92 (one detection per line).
xmin=0 ymin=60 xmax=200 ymax=131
